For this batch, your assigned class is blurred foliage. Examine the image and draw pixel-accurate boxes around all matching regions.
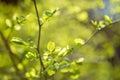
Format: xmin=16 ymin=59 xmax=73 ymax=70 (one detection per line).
xmin=0 ymin=0 xmax=120 ymax=80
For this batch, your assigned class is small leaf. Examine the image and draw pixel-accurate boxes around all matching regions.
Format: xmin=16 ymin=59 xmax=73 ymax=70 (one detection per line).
xmin=58 ymin=48 xmax=67 ymax=57
xmin=66 ymin=45 xmax=74 ymax=53
xmin=60 ymin=67 xmax=70 ymax=73
xmin=11 ymin=37 xmax=28 ymax=45
xmin=99 ymin=21 xmax=106 ymax=28
xmin=45 ymin=11 xmax=53 ymax=16
xmin=43 ymin=9 xmax=58 ymax=21
xmin=25 ymin=52 xmax=36 ymax=60
xmin=91 ymin=20 xmax=99 ymax=28
xmin=74 ymin=38 xmax=85 ymax=46
xmin=45 ymin=9 xmax=57 ymax=17
xmin=14 ymin=24 xmax=21 ymax=30
xmin=47 ymin=69 xmax=55 ymax=76
xmin=25 ymin=72 xmax=31 ymax=78
xmin=6 ymin=19 xmax=12 ymax=27
xmin=17 ymin=63 xmax=23 ymax=70
xmin=29 ymin=68 xmax=36 ymax=77
xmin=47 ymin=41 xmax=55 ymax=51
xmin=75 ymin=57 xmax=84 ymax=65
xmin=54 ymin=47 xmax=62 ymax=52
xmin=16 ymin=16 xmax=26 ymax=24
xmin=70 ymin=74 xmax=80 ymax=79
xmin=54 ymin=63 xmax=59 ymax=70
xmin=104 ymin=15 xmax=112 ymax=24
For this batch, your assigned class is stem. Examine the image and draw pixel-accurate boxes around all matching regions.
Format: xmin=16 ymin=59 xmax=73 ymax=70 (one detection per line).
xmin=84 ymin=29 xmax=99 ymax=46
xmin=80 ymin=19 xmax=120 ymax=47
xmin=32 ymin=0 xmax=46 ymax=79
xmin=0 ymin=31 xmax=26 ymax=80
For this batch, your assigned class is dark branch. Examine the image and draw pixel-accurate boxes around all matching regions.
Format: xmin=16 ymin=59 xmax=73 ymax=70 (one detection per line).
xmin=32 ymin=0 xmax=46 ymax=80
xmin=33 ymin=0 xmax=45 ymax=70
xmin=0 ymin=31 xmax=26 ymax=80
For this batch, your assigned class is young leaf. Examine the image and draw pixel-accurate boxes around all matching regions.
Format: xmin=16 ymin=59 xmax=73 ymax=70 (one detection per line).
xmin=75 ymin=57 xmax=84 ymax=65
xmin=5 ymin=19 xmax=12 ymax=27
xmin=45 ymin=9 xmax=57 ymax=17
xmin=74 ymin=38 xmax=85 ymax=46
xmin=104 ymin=15 xmax=112 ymax=24
xmin=17 ymin=63 xmax=23 ymax=70
xmin=99 ymin=21 xmax=106 ymax=28
xmin=60 ymin=67 xmax=70 ymax=73
xmin=58 ymin=48 xmax=67 ymax=57
xmin=47 ymin=41 xmax=55 ymax=51
xmin=16 ymin=16 xmax=26 ymax=24
xmin=91 ymin=20 xmax=99 ymax=28
xmin=11 ymin=37 xmax=28 ymax=45
xmin=45 ymin=11 xmax=53 ymax=16
xmin=43 ymin=9 xmax=58 ymax=21
xmin=47 ymin=69 xmax=55 ymax=76
xmin=25 ymin=52 xmax=36 ymax=60
xmin=66 ymin=45 xmax=74 ymax=53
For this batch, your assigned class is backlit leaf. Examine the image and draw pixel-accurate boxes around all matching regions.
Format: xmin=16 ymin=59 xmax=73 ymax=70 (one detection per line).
xmin=104 ymin=15 xmax=112 ymax=24
xmin=11 ymin=37 xmax=28 ymax=45
xmin=58 ymin=48 xmax=67 ymax=57
xmin=47 ymin=41 xmax=55 ymax=51
xmin=5 ymin=19 xmax=12 ymax=27
xmin=91 ymin=20 xmax=99 ymax=28
xmin=47 ymin=69 xmax=55 ymax=76
xmin=25 ymin=52 xmax=36 ymax=60
xmin=75 ymin=57 xmax=84 ymax=65
xmin=74 ymin=38 xmax=85 ymax=46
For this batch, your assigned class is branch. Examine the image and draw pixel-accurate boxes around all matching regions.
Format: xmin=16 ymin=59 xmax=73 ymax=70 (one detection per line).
xmin=32 ymin=0 xmax=46 ymax=79
xmin=81 ymin=20 xmax=120 ymax=47
xmin=0 ymin=31 xmax=26 ymax=80
xmin=83 ymin=29 xmax=99 ymax=46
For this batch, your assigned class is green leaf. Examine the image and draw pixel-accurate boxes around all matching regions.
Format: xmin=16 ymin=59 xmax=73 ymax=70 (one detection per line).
xmin=66 ymin=45 xmax=74 ymax=53
xmin=70 ymin=74 xmax=80 ymax=79
xmin=99 ymin=21 xmax=106 ymax=28
xmin=60 ymin=67 xmax=70 ymax=73
xmin=29 ymin=68 xmax=36 ymax=77
xmin=58 ymin=48 xmax=67 ymax=57
xmin=74 ymin=38 xmax=85 ymax=46
xmin=11 ymin=37 xmax=28 ymax=45
xmin=91 ymin=20 xmax=99 ymax=28
xmin=45 ymin=9 xmax=57 ymax=17
xmin=25 ymin=52 xmax=36 ymax=60
xmin=17 ymin=63 xmax=23 ymax=70
xmin=43 ymin=9 xmax=58 ymax=21
xmin=47 ymin=69 xmax=55 ymax=76
xmin=104 ymin=15 xmax=112 ymax=24
xmin=47 ymin=41 xmax=55 ymax=51
xmin=25 ymin=68 xmax=37 ymax=78
xmin=60 ymin=60 xmax=70 ymax=73
xmin=75 ymin=57 xmax=84 ymax=65
xmin=54 ymin=62 xmax=59 ymax=70
xmin=45 ymin=10 xmax=53 ymax=16
xmin=5 ymin=19 xmax=12 ymax=27
xmin=16 ymin=16 xmax=26 ymax=24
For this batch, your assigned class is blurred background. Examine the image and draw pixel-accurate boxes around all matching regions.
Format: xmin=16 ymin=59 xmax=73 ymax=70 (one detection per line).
xmin=0 ymin=0 xmax=120 ymax=80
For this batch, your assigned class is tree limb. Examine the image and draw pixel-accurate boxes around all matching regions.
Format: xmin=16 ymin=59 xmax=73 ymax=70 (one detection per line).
xmin=0 ymin=31 xmax=26 ymax=80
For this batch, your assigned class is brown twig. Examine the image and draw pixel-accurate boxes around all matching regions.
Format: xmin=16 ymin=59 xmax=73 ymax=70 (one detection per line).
xmin=32 ymin=0 xmax=46 ymax=80
xmin=80 ymin=19 xmax=120 ymax=48
xmin=0 ymin=31 xmax=26 ymax=80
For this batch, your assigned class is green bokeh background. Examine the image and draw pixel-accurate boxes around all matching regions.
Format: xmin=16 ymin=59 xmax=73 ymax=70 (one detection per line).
xmin=0 ymin=0 xmax=120 ymax=80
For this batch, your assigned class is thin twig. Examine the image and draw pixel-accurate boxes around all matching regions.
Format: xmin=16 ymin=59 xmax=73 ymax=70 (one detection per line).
xmin=32 ymin=0 xmax=46 ymax=79
xmin=0 ymin=31 xmax=26 ymax=80
xmin=80 ymin=19 xmax=120 ymax=48
xmin=83 ymin=29 xmax=99 ymax=46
